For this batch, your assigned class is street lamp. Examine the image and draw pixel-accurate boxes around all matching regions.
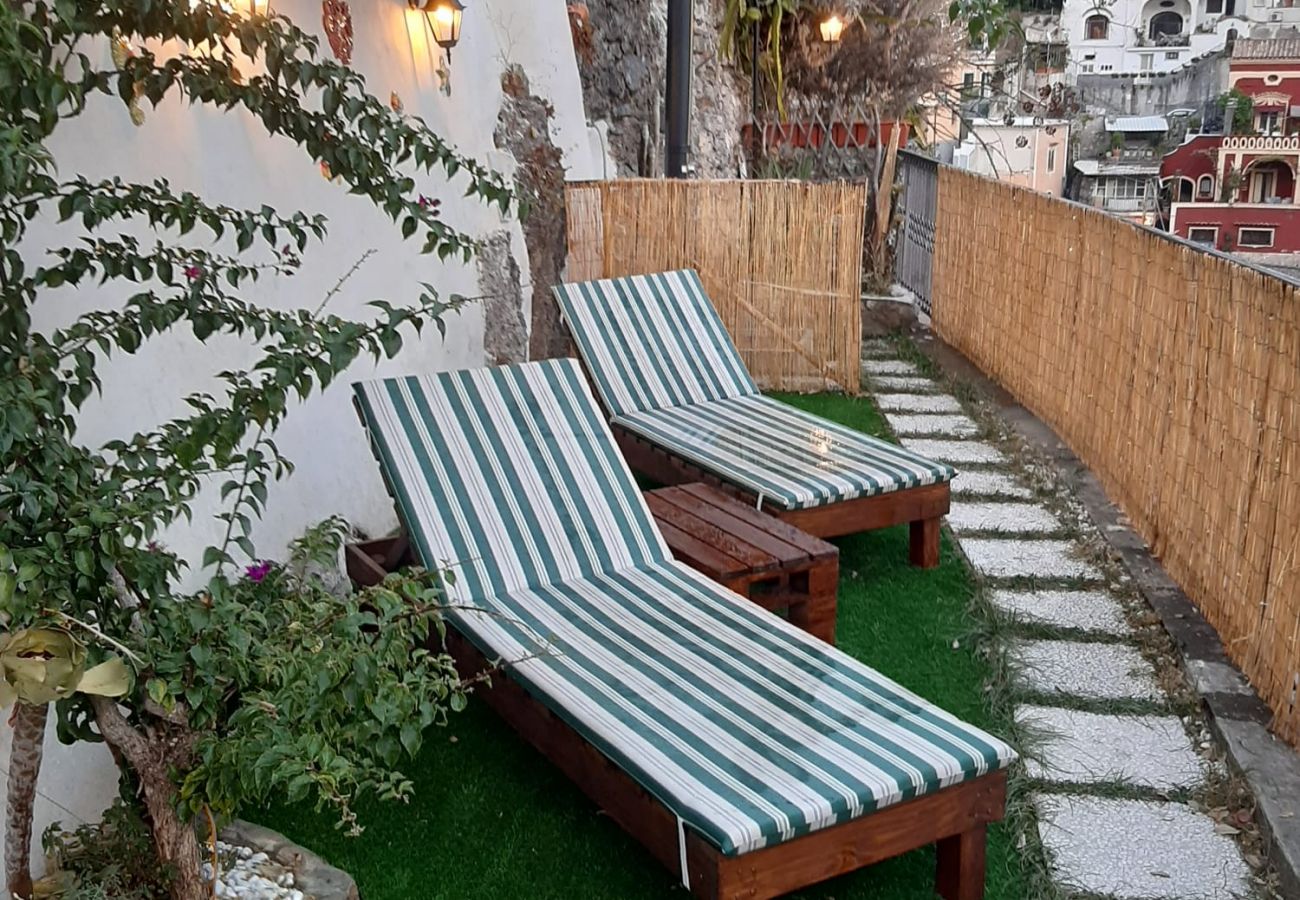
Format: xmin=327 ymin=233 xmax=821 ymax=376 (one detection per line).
xmin=819 ymin=14 xmax=845 ymax=42
xmin=410 ymin=0 xmax=465 ymax=61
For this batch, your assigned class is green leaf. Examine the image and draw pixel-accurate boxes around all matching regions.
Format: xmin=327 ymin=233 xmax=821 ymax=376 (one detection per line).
xmin=0 ymin=573 xmax=15 ymax=609
xmin=74 ymin=548 xmax=94 ymax=576
xmin=146 ymin=678 xmax=168 ymax=706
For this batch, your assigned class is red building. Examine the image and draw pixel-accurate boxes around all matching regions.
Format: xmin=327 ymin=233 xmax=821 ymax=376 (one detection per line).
xmin=1160 ymin=38 xmax=1300 ymax=258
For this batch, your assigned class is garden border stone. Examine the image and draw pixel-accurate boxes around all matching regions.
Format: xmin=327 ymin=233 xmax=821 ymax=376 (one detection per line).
xmin=922 ymin=331 xmax=1300 ymax=899
xmin=221 ymin=821 xmax=359 ymax=900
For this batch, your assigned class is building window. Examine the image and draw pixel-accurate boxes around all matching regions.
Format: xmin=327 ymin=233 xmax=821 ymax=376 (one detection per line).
xmin=1197 ymin=175 xmax=1214 ymax=196
xmin=1187 ymin=227 xmax=1218 ymax=245
xmin=1081 ymin=63 xmax=1095 ymax=72
xmin=1047 ymin=147 xmax=1057 ymax=172
xmin=1238 ymin=227 xmax=1275 ymax=247
xmin=1149 ymin=11 xmax=1184 ymax=38
xmin=1250 ymin=167 xmax=1280 ymax=202
xmin=1104 ymin=177 xmax=1150 ymax=199
xmin=1207 ymin=0 xmax=1223 ymax=12
xmin=1141 ymin=53 xmax=1154 ymax=70
xmin=1086 ymin=14 xmax=1110 ymax=39
xmin=1257 ymin=111 xmax=1281 ymax=134
xmin=1165 ymin=51 xmax=1181 ymax=59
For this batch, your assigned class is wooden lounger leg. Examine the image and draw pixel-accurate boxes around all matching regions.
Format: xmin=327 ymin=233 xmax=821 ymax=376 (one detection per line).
xmin=909 ymin=516 xmax=941 ymax=569
xmin=936 ymin=824 xmax=987 ymax=900
xmin=788 ymin=562 xmax=839 ymax=643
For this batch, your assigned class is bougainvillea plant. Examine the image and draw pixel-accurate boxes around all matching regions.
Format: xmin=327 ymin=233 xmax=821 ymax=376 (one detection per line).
xmin=0 ymin=1 xmax=511 ymax=898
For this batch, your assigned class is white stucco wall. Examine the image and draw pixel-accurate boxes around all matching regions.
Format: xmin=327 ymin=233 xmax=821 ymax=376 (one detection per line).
xmin=5 ymin=0 xmax=596 ymax=870
xmin=954 ymin=120 xmax=1071 ymax=196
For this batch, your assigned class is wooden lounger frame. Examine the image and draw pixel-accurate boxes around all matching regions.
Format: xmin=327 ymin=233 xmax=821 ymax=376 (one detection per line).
xmin=451 ymin=630 xmax=1006 ymax=900
xmin=613 ymin=427 xmax=951 ymax=569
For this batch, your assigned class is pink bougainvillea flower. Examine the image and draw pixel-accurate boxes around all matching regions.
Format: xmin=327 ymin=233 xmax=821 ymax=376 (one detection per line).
xmin=184 ymin=265 xmax=202 ymax=282
xmin=244 ymin=560 xmax=273 ymax=583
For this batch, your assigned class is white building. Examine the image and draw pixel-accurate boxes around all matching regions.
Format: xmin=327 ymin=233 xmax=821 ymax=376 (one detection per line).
xmin=953 ymin=118 xmax=1072 ymax=196
xmin=1061 ymin=0 xmax=1268 ymax=78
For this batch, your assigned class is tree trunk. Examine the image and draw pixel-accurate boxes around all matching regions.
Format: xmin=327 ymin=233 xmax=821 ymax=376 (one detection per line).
xmin=89 ymin=697 xmax=206 ymax=900
xmin=5 ymin=702 xmax=49 ymax=900
xmin=870 ymin=122 xmax=902 ymax=281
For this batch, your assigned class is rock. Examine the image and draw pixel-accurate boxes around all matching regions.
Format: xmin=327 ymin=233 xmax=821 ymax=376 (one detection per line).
xmin=220 ymin=821 xmax=360 ymax=900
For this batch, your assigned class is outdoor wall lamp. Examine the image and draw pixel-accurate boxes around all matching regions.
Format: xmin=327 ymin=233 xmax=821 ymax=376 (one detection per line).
xmin=819 ymin=14 xmax=845 ymax=42
xmin=409 ymin=0 xmax=464 ymax=61
xmin=245 ymin=0 xmax=271 ymax=16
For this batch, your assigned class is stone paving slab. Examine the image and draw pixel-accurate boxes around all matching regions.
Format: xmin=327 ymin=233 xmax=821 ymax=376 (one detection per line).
xmin=951 ymin=470 xmax=1034 ymax=499
xmin=868 ymin=375 xmax=940 ymax=393
xmin=861 ymin=359 xmax=920 ymax=376
xmin=989 ymin=588 xmax=1129 ymax=635
xmin=902 ymin=439 xmax=1007 ymax=466
xmin=1012 ymin=639 xmax=1163 ymax=702
xmin=873 ymin=393 xmax=964 ymax=413
xmin=961 ymin=538 xmax=1103 ymax=581
xmin=1018 ymin=705 xmax=1205 ymax=790
xmin=1034 ymin=794 xmax=1252 ymax=899
xmin=860 ymin=339 xmax=896 ymax=359
xmin=947 ymin=502 xmax=1063 ymax=534
xmin=885 ymin=413 xmax=979 ymax=437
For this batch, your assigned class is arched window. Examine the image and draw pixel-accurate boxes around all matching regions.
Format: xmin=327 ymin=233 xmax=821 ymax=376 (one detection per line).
xmin=1149 ymin=11 xmax=1184 ymax=38
xmin=1197 ymin=175 xmax=1214 ymax=197
xmin=1085 ymin=13 xmax=1110 ymax=39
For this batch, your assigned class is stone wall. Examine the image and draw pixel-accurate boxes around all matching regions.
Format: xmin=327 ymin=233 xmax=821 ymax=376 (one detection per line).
xmin=1074 ymin=54 xmax=1228 ymax=119
xmin=574 ymin=0 xmax=745 ymax=177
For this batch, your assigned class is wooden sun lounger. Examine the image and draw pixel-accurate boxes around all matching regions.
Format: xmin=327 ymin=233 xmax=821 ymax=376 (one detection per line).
xmin=451 ymin=631 xmax=1007 ymax=900
xmin=351 ymin=359 xmax=1015 ymax=900
xmin=552 ymin=269 xmax=954 ymax=568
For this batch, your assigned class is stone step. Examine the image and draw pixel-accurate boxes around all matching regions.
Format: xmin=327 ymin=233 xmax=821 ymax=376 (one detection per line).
xmin=885 ymin=413 xmax=980 ymax=438
xmin=961 ymin=538 xmax=1103 ymax=581
xmin=989 ymin=588 xmax=1129 ymax=635
xmin=947 ymin=502 xmax=1064 ymax=535
xmin=951 ymin=470 xmax=1034 ymax=500
xmin=860 ymin=339 xmax=897 ymax=360
xmin=1017 ymin=705 xmax=1205 ymax=790
xmin=1034 ymin=794 xmax=1252 ymax=900
xmin=1011 ymin=639 xmax=1162 ymax=702
xmin=902 ymin=438 xmax=1008 ymax=466
xmin=868 ymin=375 xmax=941 ymax=393
xmin=861 ymin=358 xmax=920 ymax=377
xmin=873 ymin=393 xmax=964 ymax=414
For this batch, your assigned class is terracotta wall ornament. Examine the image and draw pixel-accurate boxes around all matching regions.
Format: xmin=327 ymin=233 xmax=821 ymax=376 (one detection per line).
xmin=321 ymin=0 xmax=354 ymax=64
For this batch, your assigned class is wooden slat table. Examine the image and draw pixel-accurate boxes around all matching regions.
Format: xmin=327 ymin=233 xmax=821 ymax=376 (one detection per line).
xmin=644 ymin=483 xmax=840 ymax=643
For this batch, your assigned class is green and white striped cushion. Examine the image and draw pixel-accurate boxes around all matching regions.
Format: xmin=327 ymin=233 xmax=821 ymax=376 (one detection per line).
xmin=552 ymin=270 xmax=757 ymax=418
xmin=554 ymin=270 xmax=954 ymax=506
xmin=354 ymin=360 xmax=671 ymax=598
xmin=617 ymin=395 xmax=956 ymax=510
xmin=353 ymin=359 xmax=1014 ymax=857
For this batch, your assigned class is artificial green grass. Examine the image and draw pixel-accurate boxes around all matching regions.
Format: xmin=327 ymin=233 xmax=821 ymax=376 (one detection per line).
xmin=259 ymin=392 xmax=1026 ymax=899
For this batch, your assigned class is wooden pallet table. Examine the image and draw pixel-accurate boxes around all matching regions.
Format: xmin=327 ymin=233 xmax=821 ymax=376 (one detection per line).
xmin=644 ymin=482 xmax=840 ymax=643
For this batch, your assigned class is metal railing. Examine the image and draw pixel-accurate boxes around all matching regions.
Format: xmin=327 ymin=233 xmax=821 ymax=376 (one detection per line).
xmin=895 ymin=149 xmax=939 ymax=315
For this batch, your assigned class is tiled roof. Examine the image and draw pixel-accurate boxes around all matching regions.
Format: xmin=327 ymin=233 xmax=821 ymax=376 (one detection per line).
xmin=1232 ymin=38 xmax=1300 ymax=60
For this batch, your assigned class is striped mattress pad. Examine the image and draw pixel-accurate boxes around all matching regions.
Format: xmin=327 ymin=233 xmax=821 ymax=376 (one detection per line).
xmin=616 ymin=394 xmax=955 ymax=510
xmin=353 ymin=359 xmax=1014 ymax=857
xmin=552 ymin=269 xmax=954 ymax=508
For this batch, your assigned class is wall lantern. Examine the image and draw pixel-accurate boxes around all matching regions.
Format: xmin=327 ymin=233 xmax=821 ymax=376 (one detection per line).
xmin=410 ymin=0 xmax=464 ymax=61
xmin=246 ymin=0 xmax=271 ymax=15
xmin=819 ymin=14 xmax=844 ymax=42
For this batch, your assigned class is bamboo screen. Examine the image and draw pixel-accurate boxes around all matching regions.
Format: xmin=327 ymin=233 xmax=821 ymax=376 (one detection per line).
xmin=931 ymin=166 xmax=1300 ymax=747
xmin=564 ymin=179 xmax=866 ymax=393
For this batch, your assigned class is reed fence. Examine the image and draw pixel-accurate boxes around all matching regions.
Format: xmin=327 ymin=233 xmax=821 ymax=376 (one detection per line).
xmin=930 ymin=166 xmax=1300 ymax=747
xmin=565 ymin=179 xmax=866 ymax=393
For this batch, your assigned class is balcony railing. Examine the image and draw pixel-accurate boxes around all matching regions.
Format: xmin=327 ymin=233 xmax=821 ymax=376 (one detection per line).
xmin=1222 ymin=134 xmax=1300 ymax=152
